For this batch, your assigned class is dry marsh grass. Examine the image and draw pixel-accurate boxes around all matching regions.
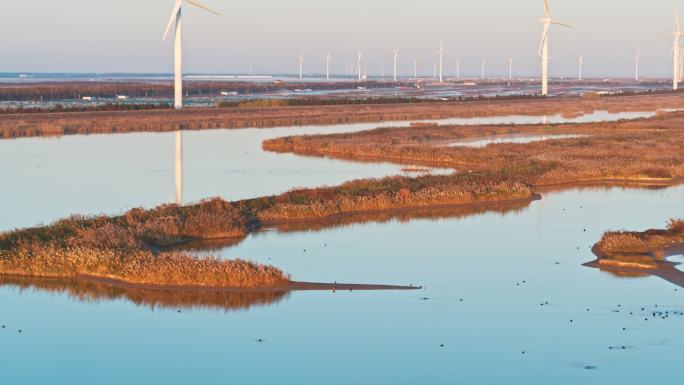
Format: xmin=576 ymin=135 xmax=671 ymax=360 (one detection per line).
xmin=594 ymin=219 xmax=684 ymax=268
xmin=264 ymin=111 xmax=684 ymax=186
xmin=0 ymin=199 xmax=287 ymax=289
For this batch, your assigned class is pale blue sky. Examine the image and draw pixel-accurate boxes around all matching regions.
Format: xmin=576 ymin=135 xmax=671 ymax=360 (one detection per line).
xmin=0 ymin=0 xmax=681 ymax=77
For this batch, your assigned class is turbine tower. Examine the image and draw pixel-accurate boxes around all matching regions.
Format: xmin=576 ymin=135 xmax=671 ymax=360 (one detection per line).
xmin=669 ymin=15 xmax=682 ymax=90
xmin=298 ymin=53 xmax=305 ymax=80
xmin=481 ymin=59 xmax=486 ymax=80
xmin=325 ymin=52 xmax=332 ymax=81
xmin=508 ymin=58 xmax=514 ymax=80
xmin=578 ymin=55 xmax=584 ymax=81
xmin=538 ymin=0 xmax=572 ymax=96
xmin=163 ymin=0 xmax=219 ymax=110
xmin=390 ymin=49 xmax=399 ymax=81
xmin=635 ymin=46 xmax=640 ymax=81
xmin=435 ymin=40 xmax=447 ymax=83
xmin=456 ymin=59 xmax=460 ymax=79
xmin=414 ymin=60 xmax=418 ymax=79
xmin=356 ymin=49 xmax=364 ymax=81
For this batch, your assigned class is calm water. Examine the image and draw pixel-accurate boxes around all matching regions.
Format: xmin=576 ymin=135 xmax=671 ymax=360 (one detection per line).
xmin=1 ymin=111 xmax=683 ymax=385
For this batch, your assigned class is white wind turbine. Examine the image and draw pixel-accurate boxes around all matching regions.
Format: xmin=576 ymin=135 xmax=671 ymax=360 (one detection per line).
xmin=325 ymin=52 xmax=333 ymax=81
xmin=669 ymin=15 xmax=682 ymax=90
xmin=414 ymin=60 xmax=419 ymax=79
xmin=481 ymin=59 xmax=486 ymax=80
xmin=435 ymin=40 xmax=447 ymax=83
xmin=298 ymin=53 xmax=305 ymax=80
xmin=538 ymin=0 xmax=572 ymax=96
xmin=163 ymin=0 xmax=220 ymax=110
xmin=508 ymin=58 xmax=514 ymax=80
xmin=390 ymin=49 xmax=399 ymax=81
xmin=578 ymin=54 xmax=584 ymax=81
xmin=456 ymin=58 xmax=460 ymax=79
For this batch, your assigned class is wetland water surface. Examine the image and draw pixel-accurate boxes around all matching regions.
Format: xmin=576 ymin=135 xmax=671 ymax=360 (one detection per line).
xmin=1 ymin=110 xmax=683 ymax=385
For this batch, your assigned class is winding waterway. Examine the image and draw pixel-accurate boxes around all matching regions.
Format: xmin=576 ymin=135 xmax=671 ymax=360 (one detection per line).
xmin=1 ymin=110 xmax=683 ymax=384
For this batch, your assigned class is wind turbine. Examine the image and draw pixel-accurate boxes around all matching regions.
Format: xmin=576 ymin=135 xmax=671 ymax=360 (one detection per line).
xmin=356 ymin=49 xmax=364 ymax=81
xmin=456 ymin=58 xmax=460 ymax=79
xmin=390 ymin=49 xmax=399 ymax=81
xmin=669 ymin=14 xmax=682 ymax=90
xmin=508 ymin=58 xmax=514 ymax=80
xmin=414 ymin=60 xmax=419 ymax=79
xmin=481 ymin=59 xmax=486 ymax=80
xmin=325 ymin=52 xmax=333 ymax=81
xmin=538 ymin=0 xmax=572 ymax=96
xmin=435 ymin=40 xmax=447 ymax=83
xmin=298 ymin=52 xmax=305 ymax=80
xmin=635 ymin=46 xmax=640 ymax=81
xmin=163 ymin=0 xmax=220 ymax=110
xmin=578 ymin=54 xmax=584 ymax=81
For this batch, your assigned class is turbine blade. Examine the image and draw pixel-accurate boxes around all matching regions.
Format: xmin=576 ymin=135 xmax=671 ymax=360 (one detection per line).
xmin=538 ymin=28 xmax=549 ymax=57
xmin=163 ymin=1 xmax=182 ymax=41
xmin=186 ymin=0 xmax=220 ymax=15
xmin=551 ymin=20 xmax=573 ymax=28
xmin=544 ymin=0 xmax=550 ymax=18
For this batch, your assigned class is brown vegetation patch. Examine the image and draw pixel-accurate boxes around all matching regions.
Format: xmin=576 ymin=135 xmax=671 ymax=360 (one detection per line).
xmin=593 ymin=219 xmax=684 ymax=269
xmin=2 ymin=92 xmax=684 ymax=139
xmin=263 ymin=110 xmax=684 ymax=187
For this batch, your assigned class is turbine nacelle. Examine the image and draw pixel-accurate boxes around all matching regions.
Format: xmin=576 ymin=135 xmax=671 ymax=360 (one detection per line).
xmin=163 ymin=0 xmax=220 ymax=42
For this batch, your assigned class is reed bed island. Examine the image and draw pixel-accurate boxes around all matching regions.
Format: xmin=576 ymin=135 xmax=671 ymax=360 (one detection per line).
xmin=592 ymin=220 xmax=684 ymax=270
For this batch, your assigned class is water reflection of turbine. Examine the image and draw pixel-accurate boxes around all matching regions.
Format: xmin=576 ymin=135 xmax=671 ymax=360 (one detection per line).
xmin=535 ymin=192 xmax=547 ymax=241
xmin=175 ymin=130 xmax=184 ymax=205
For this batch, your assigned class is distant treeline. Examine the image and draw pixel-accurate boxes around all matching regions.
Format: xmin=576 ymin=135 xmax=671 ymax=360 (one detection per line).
xmin=0 ymin=102 xmax=172 ymax=114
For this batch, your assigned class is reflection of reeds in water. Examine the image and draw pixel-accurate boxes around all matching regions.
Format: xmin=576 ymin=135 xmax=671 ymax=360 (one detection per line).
xmin=0 ymin=275 xmax=289 ymax=312
xmin=264 ymin=199 xmax=533 ymax=235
